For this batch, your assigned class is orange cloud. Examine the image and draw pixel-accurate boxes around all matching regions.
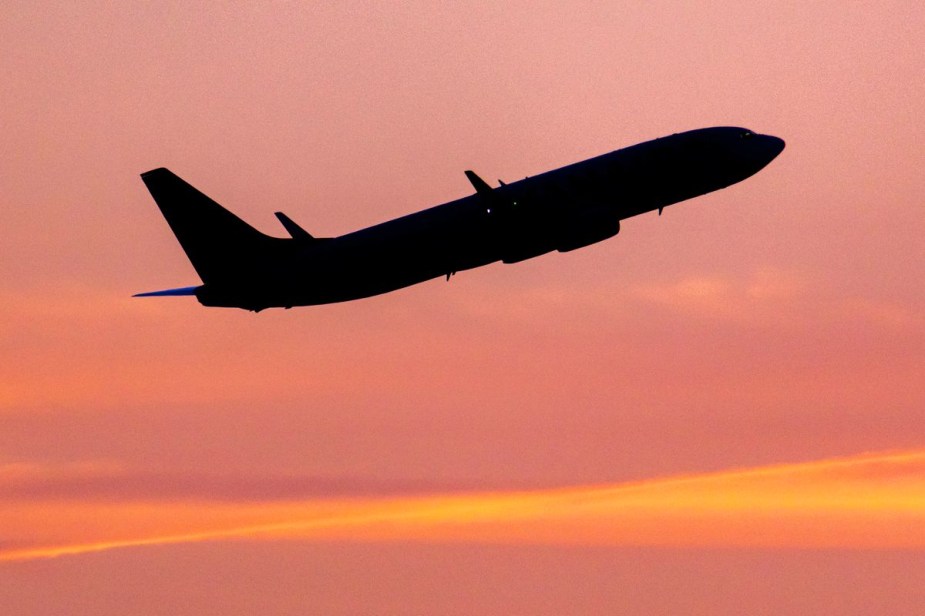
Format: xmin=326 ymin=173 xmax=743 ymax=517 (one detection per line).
xmin=629 ymin=268 xmax=806 ymax=320
xmin=3 ymin=449 xmax=925 ymax=562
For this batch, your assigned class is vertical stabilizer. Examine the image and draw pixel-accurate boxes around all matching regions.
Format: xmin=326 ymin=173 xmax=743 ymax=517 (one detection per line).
xmin=140 ymin=168 xmax=278 ymax=283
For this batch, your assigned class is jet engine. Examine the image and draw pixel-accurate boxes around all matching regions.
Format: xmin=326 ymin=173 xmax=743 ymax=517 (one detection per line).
xmin=556 ymin=209 xmax=620 ymax=252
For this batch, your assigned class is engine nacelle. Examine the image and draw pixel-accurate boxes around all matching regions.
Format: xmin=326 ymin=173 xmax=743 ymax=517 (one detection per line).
xmin=556 ymin=209 xmax=620 ymax=252
xmin=501 ymin=242 xmax=554 ymax=264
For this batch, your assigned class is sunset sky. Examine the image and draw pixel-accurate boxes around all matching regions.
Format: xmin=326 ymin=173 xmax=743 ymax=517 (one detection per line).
xmin=2 ymin=2 xmax=924 ymax=614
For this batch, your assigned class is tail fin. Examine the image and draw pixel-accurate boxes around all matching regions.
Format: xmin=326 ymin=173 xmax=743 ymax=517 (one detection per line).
xmin=140 ymin=168 xmax=279 ymax=283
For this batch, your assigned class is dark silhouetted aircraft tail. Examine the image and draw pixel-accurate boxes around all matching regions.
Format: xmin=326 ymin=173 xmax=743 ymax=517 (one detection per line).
xmin=139 ymin=168 xmax=281 ymax=285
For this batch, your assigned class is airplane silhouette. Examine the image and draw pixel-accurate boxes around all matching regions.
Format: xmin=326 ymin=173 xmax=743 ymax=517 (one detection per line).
xmin=136 ymin=127 xmax=784 ymax=311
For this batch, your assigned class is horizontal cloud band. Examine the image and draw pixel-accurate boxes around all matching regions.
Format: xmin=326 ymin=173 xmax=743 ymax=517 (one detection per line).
xmin=3 ymin=449 xmax=925 ymax=561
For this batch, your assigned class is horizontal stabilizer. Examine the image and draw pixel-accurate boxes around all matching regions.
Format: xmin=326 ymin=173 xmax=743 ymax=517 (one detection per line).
xmin=133 ymin=286 xmax=201 ymax=297
xmin=274 ymin=211 xmax=314 ymax=240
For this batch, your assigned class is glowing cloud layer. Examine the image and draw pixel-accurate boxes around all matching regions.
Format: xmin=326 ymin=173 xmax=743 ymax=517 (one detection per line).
xmin=3 ymin=449 xmax=925 ymax=562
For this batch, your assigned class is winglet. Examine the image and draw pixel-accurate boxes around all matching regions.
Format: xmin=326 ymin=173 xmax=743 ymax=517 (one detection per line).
xmin=274 ymin=212 xmax=314 ymax=240
xmin=465 ymin=170 xmax=493 ymax=195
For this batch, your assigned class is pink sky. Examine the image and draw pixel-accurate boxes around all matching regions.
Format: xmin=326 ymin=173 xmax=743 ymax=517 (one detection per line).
xmin=2 ymin=2 xmax=924 ymax=614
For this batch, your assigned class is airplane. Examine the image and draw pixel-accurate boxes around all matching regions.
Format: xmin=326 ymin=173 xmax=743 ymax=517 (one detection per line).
xmin=136 ymin=126 xmax=784 ymax=311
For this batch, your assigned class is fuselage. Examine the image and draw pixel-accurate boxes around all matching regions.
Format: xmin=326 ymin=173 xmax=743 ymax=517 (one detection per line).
xmin=149 ymin=127 xmax=784 ymax=311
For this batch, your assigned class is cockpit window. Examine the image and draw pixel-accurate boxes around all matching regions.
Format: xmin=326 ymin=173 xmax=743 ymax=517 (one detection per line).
xmin=740 ymin=130 xmax=754 ymax=139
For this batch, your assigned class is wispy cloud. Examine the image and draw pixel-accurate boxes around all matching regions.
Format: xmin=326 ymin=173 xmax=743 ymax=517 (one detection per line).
xmin=629 ymin=268 xmax=805 ymax=319
xmin=0 ymin=462 xmax=469 ymax=502
xmin=3 ymin=449 xmax=925 ymax=562
xmin=629 ymin=267 xmax=922 ymax=333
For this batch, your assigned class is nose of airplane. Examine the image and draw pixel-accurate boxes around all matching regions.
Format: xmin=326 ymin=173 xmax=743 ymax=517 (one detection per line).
xmin=763 ymin=135 xmax=786 ymax=159
xmin=732 ymin=132 xmax=785 ymax=179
